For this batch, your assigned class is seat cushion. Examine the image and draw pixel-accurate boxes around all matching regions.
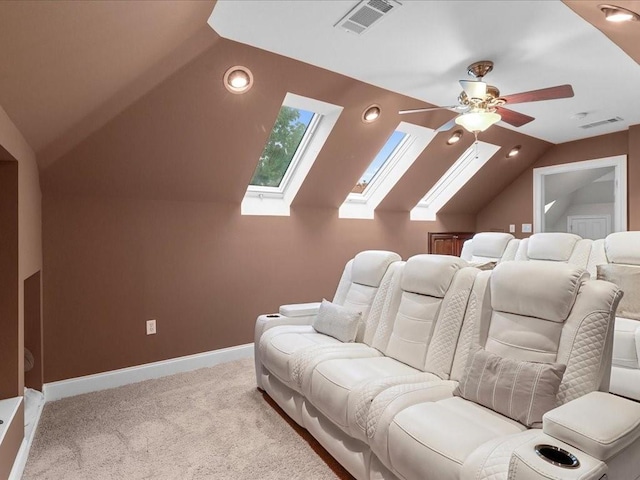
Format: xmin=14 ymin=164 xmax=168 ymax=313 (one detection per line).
xmin=613 ymin=317 xmax=640 ymax=369
xmin=261 ymin=326 xmax=342 ymax=385
xmin=386 ymin=397 xmax=526 ymax=480
xmin=308 ymin=356 xmax=427 ymax=429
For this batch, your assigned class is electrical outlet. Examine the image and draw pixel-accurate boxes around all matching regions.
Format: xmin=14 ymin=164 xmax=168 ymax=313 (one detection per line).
xmin=509 ymin=224 xmax=516 ymax=233
xmin=146 ymin=319 xmax=157 ymax=335
xmin=522 ymin=223 xmax=532 ymax=233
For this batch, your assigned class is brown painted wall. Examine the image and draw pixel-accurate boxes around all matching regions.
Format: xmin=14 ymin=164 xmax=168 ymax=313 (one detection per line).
xmin=43 ymin=197 xmax=472 ymax=381
xmin=0 ymin=103 xmax=43 ymax=399
xmin=477 ymin=130 xmax=633 ymax=235
xmin=0 ymin=160 xmax=18 ymax=399
xmin=41 ymin=34 xmax=549 ymax=382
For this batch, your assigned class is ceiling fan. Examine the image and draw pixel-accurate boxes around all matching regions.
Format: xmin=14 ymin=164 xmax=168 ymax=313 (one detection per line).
xmin=399 ymin=60 xmax=574 ymax=136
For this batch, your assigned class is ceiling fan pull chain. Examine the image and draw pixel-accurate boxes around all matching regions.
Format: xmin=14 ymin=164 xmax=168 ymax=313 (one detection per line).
xmin=474 ymin=132 xmax=479 ymax=158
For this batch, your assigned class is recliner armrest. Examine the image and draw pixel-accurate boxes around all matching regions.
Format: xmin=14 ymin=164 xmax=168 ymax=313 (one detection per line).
xmin=279 ymin=301 xmax=321 ymax=317
xmin=543 ymin=391 xmax=640 ymax=461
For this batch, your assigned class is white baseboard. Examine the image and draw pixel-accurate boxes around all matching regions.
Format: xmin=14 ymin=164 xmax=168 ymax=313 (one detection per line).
xmin=43 ymin=343 xmax=254 ymax=402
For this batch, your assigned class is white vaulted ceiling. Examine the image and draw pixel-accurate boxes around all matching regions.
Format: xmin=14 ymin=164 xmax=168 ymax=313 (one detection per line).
xmin=209 ymin=0 xmax=640 ymax=144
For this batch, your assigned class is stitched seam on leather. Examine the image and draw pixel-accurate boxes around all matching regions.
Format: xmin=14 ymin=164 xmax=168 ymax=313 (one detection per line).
xmin=488 ymin=336 xmax=556 ymax=354
xmin=392 ymin=420 xmax=464 ymax=465
xmin=314 ymin=369 xmax=352 ymax=391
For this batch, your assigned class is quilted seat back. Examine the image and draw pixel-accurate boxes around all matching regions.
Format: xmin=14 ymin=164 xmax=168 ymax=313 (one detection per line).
xmin=515 ymin=232 xmax=593 ymax=273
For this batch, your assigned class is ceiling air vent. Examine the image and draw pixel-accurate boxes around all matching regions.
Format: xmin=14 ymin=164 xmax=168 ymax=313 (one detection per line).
xmin=335 ymin=0 xmax=401 ymax=35
xmin=579 ymin=117 xmax=624 ymax=129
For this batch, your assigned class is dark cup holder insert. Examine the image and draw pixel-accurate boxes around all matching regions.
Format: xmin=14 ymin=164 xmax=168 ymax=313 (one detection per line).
xmin=534 ymin=444 xmax=580 ymax=469
xmin=266 ymin=314 xmax=280 ymax=318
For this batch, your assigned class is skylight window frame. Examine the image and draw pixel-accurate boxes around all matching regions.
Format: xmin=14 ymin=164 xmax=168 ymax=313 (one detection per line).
xmin=339 ymin=122 xmax=437 ymax=219
xmin=241 ymin=93 xmax=343 ymax=216
xmin=410 ymin=141 xmax=501 ymax=221
xmin=347 ymin=131 xmax=411 ymax=204
xmin=247 ymin=111 xmax=321 ymax=197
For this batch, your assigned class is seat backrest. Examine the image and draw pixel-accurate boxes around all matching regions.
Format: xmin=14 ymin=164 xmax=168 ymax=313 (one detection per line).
xmin=332 ymin=250 xmax=402 ymax=342
xmin=460 ymin=232 xmax=518 ymax=265
xmin=597 ymin=231 xmax=640 ymax=321
xmin=514 ymin=232 xmax=592 ymax=272
xmin=478 ymin=261 xmax=621 ymax=405
xmin=370 ymin=254 xmax=478 ymax=379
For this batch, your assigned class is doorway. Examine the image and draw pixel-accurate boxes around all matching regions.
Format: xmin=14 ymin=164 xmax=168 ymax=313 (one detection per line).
xmin=533 ymin=155 xmax=627 ymax=239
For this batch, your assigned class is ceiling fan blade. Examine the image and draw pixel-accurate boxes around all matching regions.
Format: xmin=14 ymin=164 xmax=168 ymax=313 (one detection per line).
xmin=501 ymin=84 xmax=574 ymax=105
xmin=399 ymin=105 xmax=459 ymax=115
xmin=496 ymin=106 xmax=535 ymax=127
xmin=460 ymin=80 xmax=487 ymax=99
xmin=436 ymin=117 xmax=459 ymax=132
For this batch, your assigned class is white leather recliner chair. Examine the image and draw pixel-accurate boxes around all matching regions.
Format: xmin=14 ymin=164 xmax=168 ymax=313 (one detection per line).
xmin=460 ymin=232 xmax=519 ymax=267
xmin=598 ymin=231 xmax=640 ymax=402
xmin=366 ymin=261 xmax=636 ymax=480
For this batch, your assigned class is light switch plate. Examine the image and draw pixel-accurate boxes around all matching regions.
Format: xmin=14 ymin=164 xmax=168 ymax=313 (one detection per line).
xmin=509 ymin=224 xmax=515 ymax=233
xmin=522 ymin=223 xmax=532 ymax=233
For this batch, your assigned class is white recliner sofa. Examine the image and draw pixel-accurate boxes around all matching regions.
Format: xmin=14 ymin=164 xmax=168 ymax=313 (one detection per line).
xmin=596 ymin=231 xmax=640 ymax=402
xmin=460 ymin=232 xmax=520 ymax=267
xmin=514 ymin=232 xmax=595 ymax=273
xmin=255 ymin=250 xmax=640 ymax=479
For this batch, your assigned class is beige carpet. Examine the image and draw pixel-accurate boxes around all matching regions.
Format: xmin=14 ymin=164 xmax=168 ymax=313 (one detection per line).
xmin=23 ymin=358 xmax=352 ymax=479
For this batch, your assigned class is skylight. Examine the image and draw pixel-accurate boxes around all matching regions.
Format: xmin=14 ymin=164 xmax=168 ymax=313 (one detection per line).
xmin=242 ymin=93 xmax=343 ymax=216
xmin=339 ymin=122 xmax=436 ymax=219
xmin=249 ymin=107 xmax=316 ymax=188
xmin=410 ymin=141 xmax=500 ymax=221
xmin=352 ymin=131 xmax=407 ymax=194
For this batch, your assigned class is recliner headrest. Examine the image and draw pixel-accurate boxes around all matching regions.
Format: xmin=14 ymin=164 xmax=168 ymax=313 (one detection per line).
xmin=491 ymin=261 xmax=588 ymax=323
xmin=351 ymin=250 xmax=402 ymax=287
xmin=527 ymin=232 xmax=581 ymax=261
xmin=606 ymin=232 xmax=640 ymax=265
xmin=401 ymin=254 xmax=466 ymax=297
xmin=471 ymin=232 xmax=515 ymax=259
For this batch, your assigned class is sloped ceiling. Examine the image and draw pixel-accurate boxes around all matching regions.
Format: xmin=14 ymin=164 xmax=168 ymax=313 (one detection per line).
xmin=0 ymin=0 xmax=215 ymax=159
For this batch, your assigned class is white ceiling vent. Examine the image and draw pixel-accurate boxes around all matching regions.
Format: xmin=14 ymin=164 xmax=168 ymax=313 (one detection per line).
xmin=579 ymin=117 xmax=624 ymax=129
xmin=335 ymin=0 xmax=401 ymax=35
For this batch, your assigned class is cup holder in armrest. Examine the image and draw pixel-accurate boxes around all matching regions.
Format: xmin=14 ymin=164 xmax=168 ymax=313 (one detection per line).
xmin=534 ymin=444 xmax=580 ymax=469
xmin=266 ymin=314 xmax=280 ymax=318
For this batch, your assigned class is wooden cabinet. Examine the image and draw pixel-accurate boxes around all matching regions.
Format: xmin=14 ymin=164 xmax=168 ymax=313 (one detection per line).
xmin=428 ymin=232 xmax=475 ymax=257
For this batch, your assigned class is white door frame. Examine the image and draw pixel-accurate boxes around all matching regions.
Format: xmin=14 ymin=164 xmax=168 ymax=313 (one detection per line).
xmin=533 ymin=155 xmax=627 ymax=234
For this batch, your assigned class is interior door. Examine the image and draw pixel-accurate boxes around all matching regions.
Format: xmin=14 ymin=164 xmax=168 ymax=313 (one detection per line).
xmin=568 ymin=214 xmax=611 ymax=240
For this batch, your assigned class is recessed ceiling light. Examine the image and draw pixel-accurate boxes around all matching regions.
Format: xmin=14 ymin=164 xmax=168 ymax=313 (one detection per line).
xmin=506 ymin=145 xmax=521 ymax=158
xmin=599 ymin=4 xmax=639 ymax=22
xmin=223 ymin=66 xmax=253 ymax=94
xmin=447 ymin=130 xmax=463 ymax=145
xmin=362 ymin=104 xmax=381 ymax=123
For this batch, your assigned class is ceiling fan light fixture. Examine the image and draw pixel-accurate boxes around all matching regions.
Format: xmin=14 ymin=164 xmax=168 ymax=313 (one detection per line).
xmin=447 ymin=130 xmax=463 ymax=145
xmin=455 ymin=111 xmax=501 ymax=133
xmin=507 ymin=145 xmax=521 ymax=158
xmin=223 ymin=65 xmax=253 ymax=94
xmin=599 ymin=4 xmax=639 ymax=22
xmin=362 ymin=104 xmax=381 ymax=123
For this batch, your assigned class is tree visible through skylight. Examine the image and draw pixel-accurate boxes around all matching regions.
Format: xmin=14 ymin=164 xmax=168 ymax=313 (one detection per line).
xmin=250 ymin=106 xmax=315 ymax=188
xmin=352 ymin=130 xmax=407 ymax=194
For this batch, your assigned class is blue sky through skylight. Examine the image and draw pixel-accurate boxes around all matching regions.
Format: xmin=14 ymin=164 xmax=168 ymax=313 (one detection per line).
xmin=352 ymin=130 xmax=406 ymax=193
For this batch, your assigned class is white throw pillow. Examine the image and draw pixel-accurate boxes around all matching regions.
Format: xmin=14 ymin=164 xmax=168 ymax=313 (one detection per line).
xmin=313 ymin=299 xmax=362 ymax=343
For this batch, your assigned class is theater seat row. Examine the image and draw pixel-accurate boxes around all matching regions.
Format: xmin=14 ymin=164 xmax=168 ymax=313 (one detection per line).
xmin=254 ymin=248 xmax=640 ymax=480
